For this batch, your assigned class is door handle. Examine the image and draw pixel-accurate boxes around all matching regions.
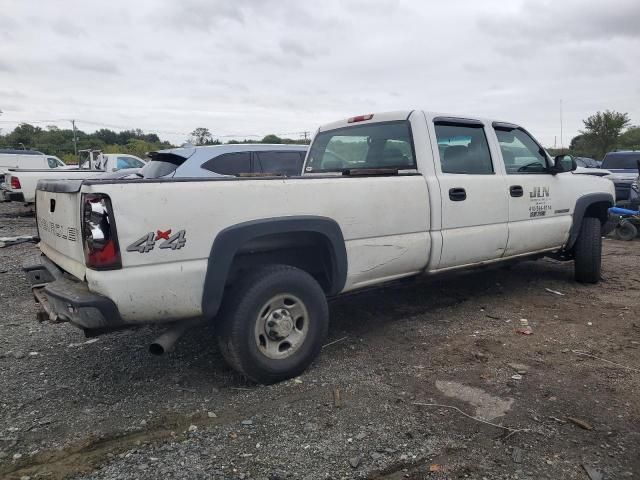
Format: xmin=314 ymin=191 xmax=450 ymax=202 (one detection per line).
xmin=510 ymin=185 xmax=523 ymax=197
xmin=449 ymin=187 xmax=467 ymax=201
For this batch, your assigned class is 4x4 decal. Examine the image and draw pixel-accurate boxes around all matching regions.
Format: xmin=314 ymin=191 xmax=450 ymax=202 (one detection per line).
xmin=127 ymin=229 xmax=186 ymax=253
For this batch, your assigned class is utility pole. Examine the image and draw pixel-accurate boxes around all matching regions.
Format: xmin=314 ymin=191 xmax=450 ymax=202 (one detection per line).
xmin=302 ymin=131 xmax=310 ymax=144
xmin=559 ymin=99 xmax=563 ymax=152
xmin=71 ymin=119 xmax=78 ymax=159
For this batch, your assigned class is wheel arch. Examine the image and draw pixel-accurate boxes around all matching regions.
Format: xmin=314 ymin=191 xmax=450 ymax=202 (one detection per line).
xmin=202 ymin=216 xmax=347 ymax=319
xmin=566 ymin=193 xmax=614 ymax=249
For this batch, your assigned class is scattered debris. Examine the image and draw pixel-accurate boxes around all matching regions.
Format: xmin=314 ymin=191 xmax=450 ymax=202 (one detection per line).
xmin=566 ymin=417 xmax=593 ymax=431
xmin=511 ymin=374 xmax=523 ymax=380
xmin=413 ymin=402 xmax=527 ymax=438
xmin=68 ymin=338 xmax=100 ymax=348
xmin=348 ymin=456 xmax=362 ymax=469
xmin=241 ymin=419 xmax=253 ymax=426
xmin=512 ymin=446 xmax=523 ymax=463
xmin=435 ymin=380 xmax=514 ymax=420
xmin=572 ymin=350 xmax=640 ymax=373
xmin=582 ymin=464 xmax=603 ymax=480
xmin=429 ymin=464 xmax=447 ymax=472
xmin=516 ymin=318 xmax=533 ymax=335
xmin=207 ymin=412 xmax=217 ymax=418
xmin=332 ymin=387 xmax=342 ymax=408
xmin=485 ymin=314 xmax=501 ymax=320
xmin=322 ymin=336 xmax=348 ymax=349
xmin=0 ymin=235 xmax=38 ymax=248
xmin=507 ymin=363 xmax=529 ymax=374
xmin=544 ymin=288 xmax=565 ymax=296
xmin=187 ymin=425 xmax=198 ymax=432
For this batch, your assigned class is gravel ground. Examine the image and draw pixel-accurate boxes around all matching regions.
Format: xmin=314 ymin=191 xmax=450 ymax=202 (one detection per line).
xmin=0 ymin=200 xmax=639 ymax=480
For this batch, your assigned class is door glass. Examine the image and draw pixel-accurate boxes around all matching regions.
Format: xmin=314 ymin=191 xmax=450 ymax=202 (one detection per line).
xmin=47 ymin=157 xmax=58 ymax=168
xmin=495 ymin=128 xmax=549 ymax=174
xmin=434 ymin=124 xmax=493 ymax=174
xmin=201 ymin=152 xmax=251 ymax=175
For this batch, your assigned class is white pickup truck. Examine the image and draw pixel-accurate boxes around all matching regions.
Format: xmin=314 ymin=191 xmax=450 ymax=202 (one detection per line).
xmin=2 ymin=153 xmax=146 ymax=203
xmin=25 ymin=110 xmax=615 ymax=383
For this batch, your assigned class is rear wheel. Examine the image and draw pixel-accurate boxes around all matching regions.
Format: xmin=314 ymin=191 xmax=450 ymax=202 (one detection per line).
xmin=216 ymin=265 xmax=328 ymax=384
xmin=614 ymin=221 xmax=638 ymax=241
xmin=574 ymin=217 xmax=602 ymax=283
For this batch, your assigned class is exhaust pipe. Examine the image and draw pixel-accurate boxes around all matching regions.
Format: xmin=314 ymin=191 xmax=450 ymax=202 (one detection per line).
xmin=149 ymin=319 xmax=202 ymax=356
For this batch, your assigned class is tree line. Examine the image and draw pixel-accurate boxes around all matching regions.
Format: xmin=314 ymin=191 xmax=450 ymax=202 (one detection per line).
xmin=0 ymin=125 xmax=309 ymax=164
xmin=1 ymin=112 xmax=636 ymax=164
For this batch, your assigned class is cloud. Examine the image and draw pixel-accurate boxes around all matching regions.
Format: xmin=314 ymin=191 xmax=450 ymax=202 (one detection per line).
xmin=0 ymin=0 xmax=637 ymax=148
xmin=58 ymin=55 xmax=121 ymax=75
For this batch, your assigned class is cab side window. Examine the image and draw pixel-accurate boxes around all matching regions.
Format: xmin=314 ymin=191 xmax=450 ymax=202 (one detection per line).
xmin=494 ymin=128 xmax=549 ymax=174
xmin=434 ymin=123 xmax=493 ymax=174
xmin=47 ymin=157 xmax=58 ymax=168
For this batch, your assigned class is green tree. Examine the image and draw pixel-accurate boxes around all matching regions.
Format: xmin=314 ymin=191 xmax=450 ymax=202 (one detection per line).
xmin=618 ymin=126 xmax=640 ymax=151
xmin=261 ymin=134 xmax=282 ymax=144
xmin=189 ymin=127 xmax=214 ymax=145
xmin=579 ymin=110 xmax=630 ymax=159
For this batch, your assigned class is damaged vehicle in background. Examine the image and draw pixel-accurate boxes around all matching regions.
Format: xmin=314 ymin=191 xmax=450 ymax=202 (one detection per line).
xmin=24 ymin=110 xmax=614 ymax=384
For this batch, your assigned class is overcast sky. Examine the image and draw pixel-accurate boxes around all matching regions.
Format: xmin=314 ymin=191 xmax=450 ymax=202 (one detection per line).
xmin=1 ymin=0 xmax=638 ymax=146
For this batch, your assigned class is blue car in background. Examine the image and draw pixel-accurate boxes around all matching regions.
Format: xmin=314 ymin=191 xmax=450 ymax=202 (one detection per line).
xmin=601 ymin=151 xmax=640 ymax=207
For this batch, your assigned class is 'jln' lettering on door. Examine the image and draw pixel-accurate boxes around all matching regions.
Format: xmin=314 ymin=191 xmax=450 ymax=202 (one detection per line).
xmin=530 ymin=186 xmax=550 ymax=198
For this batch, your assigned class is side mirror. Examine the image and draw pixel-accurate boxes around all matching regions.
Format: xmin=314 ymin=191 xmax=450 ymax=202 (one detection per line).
xmin=552 ymin=154 xmax=576 ymax=174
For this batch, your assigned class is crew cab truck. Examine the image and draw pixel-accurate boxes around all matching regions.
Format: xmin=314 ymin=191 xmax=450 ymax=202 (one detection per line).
xmin=25 ymin=110 xmax=615 ymax=384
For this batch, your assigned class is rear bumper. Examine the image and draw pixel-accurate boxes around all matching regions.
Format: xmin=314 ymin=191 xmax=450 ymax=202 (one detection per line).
xmin=23 ymin=254 xmax=124 ymax=331
xmin=1 ymin=189 xmax=24 ymax=202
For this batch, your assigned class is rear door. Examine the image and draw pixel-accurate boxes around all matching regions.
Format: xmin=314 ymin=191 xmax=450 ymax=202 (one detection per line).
xmin=431 ymin=118 xmax=509 ymax=269
xmin=492 ymin=123 xmax=572 ymax=255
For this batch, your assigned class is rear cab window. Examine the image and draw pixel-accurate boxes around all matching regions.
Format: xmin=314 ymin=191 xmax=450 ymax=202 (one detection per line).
xmin=305 ymin=121 xmax=416 ymax=173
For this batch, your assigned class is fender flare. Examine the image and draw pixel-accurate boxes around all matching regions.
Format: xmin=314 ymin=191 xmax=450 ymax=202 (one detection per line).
xmin=566 ymin=193 xmax=614 ymax=249
xmin=201 ymin=216 xmax=347 ymax=319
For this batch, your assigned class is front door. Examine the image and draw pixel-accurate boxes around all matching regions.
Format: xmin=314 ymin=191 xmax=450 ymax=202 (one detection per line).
xmin=432 ymin=119 xmax=509 ymax=269
xmin=493 ymin=125 xmax=573 ymax=256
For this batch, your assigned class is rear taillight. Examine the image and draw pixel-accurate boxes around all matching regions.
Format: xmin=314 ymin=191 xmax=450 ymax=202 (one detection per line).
xmin=10 ymin=176 xmax=21 ymax=189
xmin=82 ymin=193 xmax=121 ymax=270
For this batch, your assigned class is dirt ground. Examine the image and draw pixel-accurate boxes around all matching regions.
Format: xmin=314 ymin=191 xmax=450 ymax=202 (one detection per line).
xmin=1 ymin=200 xmax=639 ymax=480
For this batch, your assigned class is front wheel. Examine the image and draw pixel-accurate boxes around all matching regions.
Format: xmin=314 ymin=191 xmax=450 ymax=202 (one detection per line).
xmin=574 ymin=217 xmax=602 ymax=283
xmin=216 ymin=265 xmax=329 ymax=384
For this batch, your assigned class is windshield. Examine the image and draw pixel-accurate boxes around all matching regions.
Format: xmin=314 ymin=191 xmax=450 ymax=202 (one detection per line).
xmin=601 ymin=152 xmax=640 ymax=170
xmin=305 ymin=121 xmax=415 ymax=173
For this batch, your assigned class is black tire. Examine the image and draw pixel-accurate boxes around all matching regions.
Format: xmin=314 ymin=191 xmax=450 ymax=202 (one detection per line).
xmin=574 ymin=217 xmax=602 ymax=283
xmin=614 ymin=221 xmax=638 ymax=241
xmin=216 ymin=265 xmax=328 ymax=384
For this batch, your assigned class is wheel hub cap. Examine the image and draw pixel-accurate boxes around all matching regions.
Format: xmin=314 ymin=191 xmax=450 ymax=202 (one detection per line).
xmin=266 ymin=309 xmax=294 ymax=339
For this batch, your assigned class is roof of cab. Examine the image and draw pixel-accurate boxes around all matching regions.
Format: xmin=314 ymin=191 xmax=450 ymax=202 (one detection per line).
xmin=316 ymin=110 xmax=515 ymax=132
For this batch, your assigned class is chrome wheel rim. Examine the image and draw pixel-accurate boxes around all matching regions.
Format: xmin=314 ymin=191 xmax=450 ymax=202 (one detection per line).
xmin=254 ymin=294 xmax=309 ymax=359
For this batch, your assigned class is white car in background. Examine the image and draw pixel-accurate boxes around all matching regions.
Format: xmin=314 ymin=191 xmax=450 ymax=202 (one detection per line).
xmin=1 ymin=152 xmax=146 ymax=204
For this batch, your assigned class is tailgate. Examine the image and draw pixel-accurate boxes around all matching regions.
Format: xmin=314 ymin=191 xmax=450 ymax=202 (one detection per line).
xmin=36 ymin=180 xmax=86 ymax=279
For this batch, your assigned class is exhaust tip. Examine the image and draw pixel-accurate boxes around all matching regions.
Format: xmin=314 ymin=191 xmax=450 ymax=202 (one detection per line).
xmin=149 ymin=343 xmax=165 ymax=356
